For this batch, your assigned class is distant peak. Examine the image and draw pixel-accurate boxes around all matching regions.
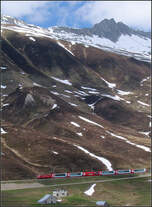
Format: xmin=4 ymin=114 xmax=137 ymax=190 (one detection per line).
xmin=97 ymin=18 xmax=116 ymax=25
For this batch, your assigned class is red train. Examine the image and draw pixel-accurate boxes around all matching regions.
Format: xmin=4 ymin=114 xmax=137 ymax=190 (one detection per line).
xmin=37 ymin=168 xmax=146 ymax=179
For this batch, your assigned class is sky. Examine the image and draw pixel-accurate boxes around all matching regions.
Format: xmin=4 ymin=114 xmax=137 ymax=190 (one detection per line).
xmin=1 ymin=1 xmax=151 ymax=31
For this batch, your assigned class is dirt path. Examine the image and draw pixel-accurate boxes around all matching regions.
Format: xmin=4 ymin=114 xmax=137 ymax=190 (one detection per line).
xmin=1 ymin=182 xmax=45 ymax=191
xmin=1 ymin=138 xmax=49 ymax=168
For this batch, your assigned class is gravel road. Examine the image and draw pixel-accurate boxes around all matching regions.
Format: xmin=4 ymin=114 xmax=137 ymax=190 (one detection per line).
xmin=1 ymin=182 xmax=45 ymax=191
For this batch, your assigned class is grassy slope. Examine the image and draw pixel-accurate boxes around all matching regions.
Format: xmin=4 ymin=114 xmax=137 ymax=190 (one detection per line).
xmin=1 ymin=176 xmax=151 ymax=206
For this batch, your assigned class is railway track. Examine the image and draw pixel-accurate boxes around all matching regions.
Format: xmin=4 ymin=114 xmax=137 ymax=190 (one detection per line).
xmin=1 ymin=173 xmax=151 ymax=191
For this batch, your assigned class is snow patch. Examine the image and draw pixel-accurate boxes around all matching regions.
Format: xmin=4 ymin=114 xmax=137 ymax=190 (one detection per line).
xmin=74 ymin=145 xmax=113 ymax=171
xmin=126 ymin=140 xmax=151 ymax=152
xmin=50 ymin=91 xmax=60 ymax=95
xmin=76 ymin=132 xmax=83 ymax=136
xmin=33 ymin=82 xmax=43 ymax=87
xmin=21 ymin=71 xmax=25 ymax=75
xmin=51 ymin=76 xmax=72 ymax=86
xmin=139 ymin=131 xmax=151 ymax=137
xmin=88 ymin=104 xmax=95 ymax=111
xmin=51 ymin=104 xmax=58 ymax=110
xmin=88 ymin=91 xmax=100 ymax=94
xmin=29 ymin=37 xmax=36 ymax=41
xmin=57 ymin=41 xmax=74 ymax=56
xmin=102 ymin=93 xmax=131 ymax=104
xmin=70 ymin=41 xmax=76 ymax=45
xmin=79 ymin=116 xmax=104 ymax=128
xmin=102 ymin=94 xmax=121 ymax=101
xmin=52 ymin=151 xmax=58 ymax=155
xmin=2 ymin=103 xmax=9 ymax=107
xmin=84 ymin=184 xmax=96 ymax=196
xmin=106 ymin=131 xmax=126 ymax=140
xmin=101 ymin=77 xmax=116 ymax=88
xmin=1 ymin=128 xmax=7 ymax=134
xmin=0 ymin=66 xmax=7 ymax=70
xmin=61 ymin=94 xmax=71 ymax=98
xmin=117 ymin=90 xmax=133 ymax=96
xmin=137 ymin=100 xmax=150 ymax=107
xmin=141 ymin=76 xmax=150 ymax=84
xmin=74 ymin=90 xmax=88 ymax=96
xmin=106 ymin=131 xmax=151 ymax=152
xmin=68 ymin=102 xmax=78 ymax=107
xmin=71 ymin=122 xmax=80 ymax=127
xmin=64 ymin=90 xmax=73 ymax=94
xmin=1 ymin=85 xmax=6 ymax=89
xmin=81 ymin=86 xmax=97 ymax=91
xmin=19 ymin=83 xmax=23 ymax=89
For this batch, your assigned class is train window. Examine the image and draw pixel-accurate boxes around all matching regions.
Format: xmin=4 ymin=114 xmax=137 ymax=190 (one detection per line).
xmin=54 ymin=173 xmax=67 ymax=177
xmin=70 ymin=172 xmax=83 ymax=177
xmin=134 ymin=169 xmax=145 ymax=172
xmin=117 ymin=170 xmax=130 ymax=173
xmin=102 ymin=171 xmax=115 ymax=174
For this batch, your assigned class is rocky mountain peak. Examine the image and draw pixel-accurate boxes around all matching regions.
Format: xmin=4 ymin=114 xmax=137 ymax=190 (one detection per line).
xmin=96 ymin=18 xmax=116 ymax=25
xmin=92 ymin=19 xmax=134 ymax=42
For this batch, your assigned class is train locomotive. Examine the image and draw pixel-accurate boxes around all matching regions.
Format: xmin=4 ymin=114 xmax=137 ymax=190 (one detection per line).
xmin=37 ymin=168 xmax=146 ymax=179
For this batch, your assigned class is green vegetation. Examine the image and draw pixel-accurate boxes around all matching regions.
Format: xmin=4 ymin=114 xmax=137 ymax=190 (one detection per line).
xmin=66 ymin=195 xmax=90 ymax=205
xmin=2 ymin=176 xmax=151 ymax=206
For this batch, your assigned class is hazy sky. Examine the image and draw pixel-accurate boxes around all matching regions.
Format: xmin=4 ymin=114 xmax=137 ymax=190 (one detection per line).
xmin=1 ymin=1 xmax=151 ymax=31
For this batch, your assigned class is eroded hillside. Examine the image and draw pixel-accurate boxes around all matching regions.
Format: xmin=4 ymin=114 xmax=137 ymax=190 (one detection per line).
xmin=1 ymin=20 xmax=151 ymax=180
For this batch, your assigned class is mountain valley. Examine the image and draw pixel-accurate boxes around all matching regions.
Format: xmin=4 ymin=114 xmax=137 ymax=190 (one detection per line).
xmin=1 ymin=16 xmax=151 ymax=180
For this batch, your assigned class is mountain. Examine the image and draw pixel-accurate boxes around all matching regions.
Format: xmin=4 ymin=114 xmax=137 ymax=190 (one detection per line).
xmin=1 ymin=16 xmax=151 ymax=62
xmin=52 ymin=18 xmax=151 ymax=42
xmin=1 ymin=16 xmax=151 ymax=180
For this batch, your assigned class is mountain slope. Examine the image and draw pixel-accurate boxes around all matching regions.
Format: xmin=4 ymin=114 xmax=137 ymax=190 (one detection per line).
xmin=1 ymin=16 xmax=151 ymax=180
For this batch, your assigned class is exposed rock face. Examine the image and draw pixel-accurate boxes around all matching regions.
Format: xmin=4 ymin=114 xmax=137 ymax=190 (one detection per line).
xmin=24 ymin=94 xmax=35 ymax=106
